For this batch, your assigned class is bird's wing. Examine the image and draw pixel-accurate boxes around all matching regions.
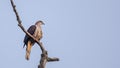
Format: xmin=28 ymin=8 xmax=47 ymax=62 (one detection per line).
xmin=23 ymin=25 xmax=36 ymax=47
xmin=27 ymin=25 xmax=36 ymax=35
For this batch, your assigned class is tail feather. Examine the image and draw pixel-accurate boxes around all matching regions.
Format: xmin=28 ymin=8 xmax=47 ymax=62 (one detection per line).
xmin=25 ymin=41 xmax=32 ymax=60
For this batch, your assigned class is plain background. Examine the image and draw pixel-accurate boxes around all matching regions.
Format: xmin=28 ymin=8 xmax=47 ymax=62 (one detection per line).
xmin=0 ymin=0 xmax=120 ymax=68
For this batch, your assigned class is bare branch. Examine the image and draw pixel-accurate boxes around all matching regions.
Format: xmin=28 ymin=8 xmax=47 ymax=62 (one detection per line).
xmin=10 ymin=0 xmax=45 ymax=52
xmin=38 ymin=52 xmax=48 ymax=68
xmin=10 ymin=0 xmax=22 ymax=24
xmin=10 ymin=0 xmax=59 ymax=68
xmin=47 ymin=57 xmax=59 ymax=62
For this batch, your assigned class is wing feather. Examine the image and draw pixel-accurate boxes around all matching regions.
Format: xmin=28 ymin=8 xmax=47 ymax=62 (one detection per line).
xmin=23 ymin=25 xmax=36 ymax=47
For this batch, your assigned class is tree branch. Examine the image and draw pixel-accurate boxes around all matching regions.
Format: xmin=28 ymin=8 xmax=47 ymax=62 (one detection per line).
xmin=10 ymin=0 xmax=45 ymax=52
xmin=47 ymin=57 xmax=59 ymax=62
xmin=10 ymin=0 xmax=59 ymax=68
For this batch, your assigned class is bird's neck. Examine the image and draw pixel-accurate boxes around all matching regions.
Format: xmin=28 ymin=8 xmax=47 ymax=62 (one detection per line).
xmin=36 ymin=25 xmax=41 ymax=29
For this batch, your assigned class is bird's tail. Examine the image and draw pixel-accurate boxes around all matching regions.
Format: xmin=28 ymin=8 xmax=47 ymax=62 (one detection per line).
xmin=23 ymin=44 xmax=26 ymax=48
xmin=25 ymin=41 xmax=32 ymax=60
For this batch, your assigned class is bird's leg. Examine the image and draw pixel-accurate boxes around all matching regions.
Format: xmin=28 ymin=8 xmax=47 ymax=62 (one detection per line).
xmin=25 ymin=41 xmax=32 ymax=60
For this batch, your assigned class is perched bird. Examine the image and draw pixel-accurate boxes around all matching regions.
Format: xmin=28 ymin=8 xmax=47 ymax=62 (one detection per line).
xmin=23 ymin=20 xmax=44 ymax=60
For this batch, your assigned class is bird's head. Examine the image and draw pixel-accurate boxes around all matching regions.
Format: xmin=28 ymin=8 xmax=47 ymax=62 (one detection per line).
xmin=35 ymin=20 xmax=45 ymax=26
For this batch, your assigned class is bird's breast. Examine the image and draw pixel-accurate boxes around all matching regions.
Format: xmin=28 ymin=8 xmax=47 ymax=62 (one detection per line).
xmin=35 ymin=27 xmax=42 ymax=40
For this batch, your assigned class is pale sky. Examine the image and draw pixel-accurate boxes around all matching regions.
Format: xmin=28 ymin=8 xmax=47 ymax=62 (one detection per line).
xmin=0 ymin=0 xmax=120 ymax=68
